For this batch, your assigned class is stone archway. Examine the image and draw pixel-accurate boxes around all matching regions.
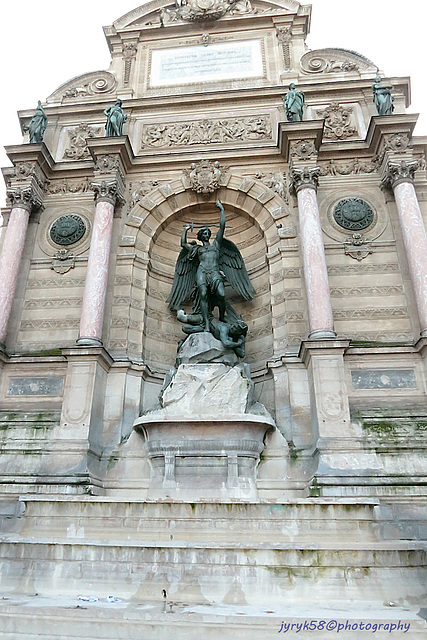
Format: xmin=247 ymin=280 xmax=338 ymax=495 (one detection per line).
xmin=117 ymin=173 xmax=292 ymax=371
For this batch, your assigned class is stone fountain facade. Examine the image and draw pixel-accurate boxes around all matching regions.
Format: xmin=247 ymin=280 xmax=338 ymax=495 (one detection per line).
xmin=0 ymin=1 xmax=426 ymax=638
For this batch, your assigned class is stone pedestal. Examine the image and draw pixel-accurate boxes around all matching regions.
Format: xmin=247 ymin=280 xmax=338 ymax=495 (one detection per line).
xmin=133 ymin=333 xmax=275 ymax=501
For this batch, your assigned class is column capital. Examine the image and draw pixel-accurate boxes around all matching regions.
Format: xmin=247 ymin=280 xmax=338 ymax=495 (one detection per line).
xmin=381 ymin=159 xmax=419 ymax=190
xmin=6 ymin=182 xmax=43 ymax=213
xmin=90 ymin=179 xmax=126 ymax=206
xmin=290 ymin=166 xmax=321 ymax=193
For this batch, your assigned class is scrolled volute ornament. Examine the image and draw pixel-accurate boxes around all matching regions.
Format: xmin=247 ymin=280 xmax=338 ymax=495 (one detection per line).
xmin=382 ymin=160 xmax=419 ymax=190
xmin=290 ymin=167 xmax=321 ymax=194
xmin=6 ymin=185 xmax=42 ymax=212
xmin=91 ymin=180 xmax=125 ymax=206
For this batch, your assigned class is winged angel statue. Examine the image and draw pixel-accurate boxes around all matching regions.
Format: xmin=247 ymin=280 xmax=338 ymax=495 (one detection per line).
xmin=167 ymin=203 xmax=255 ymax=357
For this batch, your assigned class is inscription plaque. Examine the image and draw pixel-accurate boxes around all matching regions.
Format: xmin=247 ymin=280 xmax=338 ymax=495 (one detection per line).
xmin=7 ymin=376 xmax=64 ymax=397
xmin=351 ymin=369 xmax=417 ymax=390
xmin=150 ymin=40 xmax=263 ymax=87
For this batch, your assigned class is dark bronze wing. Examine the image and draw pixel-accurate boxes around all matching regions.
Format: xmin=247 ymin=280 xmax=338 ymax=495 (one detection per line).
xmin=167 ymin=245 xmax=198 ymax=310
xmin=219 ymin=238 xmax=255 ymax=300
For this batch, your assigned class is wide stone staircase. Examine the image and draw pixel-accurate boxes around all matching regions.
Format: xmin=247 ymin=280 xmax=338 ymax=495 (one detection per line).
xmin=0 ymin=496 xmax=426 ymax=639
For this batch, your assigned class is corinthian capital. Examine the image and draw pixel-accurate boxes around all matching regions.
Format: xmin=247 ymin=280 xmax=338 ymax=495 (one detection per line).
xmin=6 ymin=185 xmax=42 ymax=212
xmin=91 ymin=179 xmax=126 ymax=206
xmin=290 ymin=166 xmax=321 ymax=193
xmin=382 ymin=160 xmax=419 ymax=189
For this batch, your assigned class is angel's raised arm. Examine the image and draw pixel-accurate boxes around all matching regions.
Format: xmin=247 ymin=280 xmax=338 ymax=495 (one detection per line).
xmin=181 ymin=224 xmax=193 ymax=250
xmin=215 ymin=202 xmax=226 ymax=244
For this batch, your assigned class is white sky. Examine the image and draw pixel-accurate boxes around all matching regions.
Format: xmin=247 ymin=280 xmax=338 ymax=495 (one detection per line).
xmin=1 ymin=0 xmax=426 ymax=205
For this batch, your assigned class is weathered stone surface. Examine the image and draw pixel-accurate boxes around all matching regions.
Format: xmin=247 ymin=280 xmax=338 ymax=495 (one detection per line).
xmin=160 ymin=363 xmax=250 ymax=417
xmin=176 ymin=332 xmax=239 ymax=366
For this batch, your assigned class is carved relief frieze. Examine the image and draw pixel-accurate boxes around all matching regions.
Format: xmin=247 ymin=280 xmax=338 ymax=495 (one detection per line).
xmin=319 ymin=158 xmax=378 ymax=176
xmin=140 ymin=115 xmax=272 ymax=149
xmin=314 ymin=103 xmax=358 ymax=141
xmin=20 ymin=319 xmax=80 ymax=331
xmin=63 ymin=124 xmax=102 ymax=160
xmin=46 ymin=178 xmax=92 ymax=195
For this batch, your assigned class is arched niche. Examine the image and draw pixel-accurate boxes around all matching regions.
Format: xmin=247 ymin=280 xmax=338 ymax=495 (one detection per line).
xmin=119 ymin=176 xmax=291 ymax=372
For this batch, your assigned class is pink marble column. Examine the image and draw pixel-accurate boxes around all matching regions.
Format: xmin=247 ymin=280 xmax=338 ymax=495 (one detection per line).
xmin=386 ymin=161 xmax=427 ymax=336
xmin=77 ymin=185 xmax=118 ymax=346
xmin=0 ymin=205 xmax=31 ymax=348
xmin=292 ymin=168 xmax=335 ymax=339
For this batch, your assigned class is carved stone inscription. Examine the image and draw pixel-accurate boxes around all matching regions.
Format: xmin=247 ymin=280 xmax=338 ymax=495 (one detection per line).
xmin=351 ymin=369 xmax=417 ymax=390
xmin=141 ymin=116 xmax=272 ymax=148
xmin=7 ymin=376 xmax=64 ymax=396
xmin=150 ymin=40 xmax=263 ymax=86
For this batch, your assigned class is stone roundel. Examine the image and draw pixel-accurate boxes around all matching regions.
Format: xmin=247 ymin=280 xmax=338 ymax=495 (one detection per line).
xmin=49 ymin=215 xmax=87 ymax=246
xmin=333 ymin=198 xmax=375 ymax=231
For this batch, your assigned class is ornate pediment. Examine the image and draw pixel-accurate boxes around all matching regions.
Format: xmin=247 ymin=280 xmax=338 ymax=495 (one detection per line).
xmin=113 ymin=0 xmax=302 ymax=29
xmin=46 ymin=71 xmax=117 ymax=104
xmin=300 ymin=48 xmax=377 ymax=75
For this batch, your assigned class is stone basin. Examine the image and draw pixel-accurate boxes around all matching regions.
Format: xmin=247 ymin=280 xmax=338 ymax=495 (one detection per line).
xmin=134 ymin=414 xmax=275 ymax=501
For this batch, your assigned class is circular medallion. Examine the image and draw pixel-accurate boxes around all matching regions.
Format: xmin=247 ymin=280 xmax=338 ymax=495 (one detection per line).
xmin=333 ymin=198 xmax=374 ymax=231
xmin=50 ymin=215 xmax=86 ymax=246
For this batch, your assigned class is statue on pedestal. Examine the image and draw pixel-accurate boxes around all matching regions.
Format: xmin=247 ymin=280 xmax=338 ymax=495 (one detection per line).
xmin=104 ymin=99 xmax=127 ymax=137
xmin=373 ymin=75 xmax=394 ymax=116
xmin=167 ymin=202 xmax=254 ymax=355
xmin=27 ymin=101 xmax=47 ymax=143
xmin=284 ymin=83 xmax=305 ymax=122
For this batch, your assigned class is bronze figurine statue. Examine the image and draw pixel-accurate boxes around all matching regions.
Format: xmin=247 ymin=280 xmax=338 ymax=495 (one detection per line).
xmin=104 ymin=99 xmax=127 ymax=137
xmin=284 ymin=83 xmax=305 ymax=122
xmin=373 ymin=75 xmax=394 ymax=116
xmin=167 ymin=202 xmax=254 ymax=355
xmin=27 ymin=101 xmax=48 ymax=143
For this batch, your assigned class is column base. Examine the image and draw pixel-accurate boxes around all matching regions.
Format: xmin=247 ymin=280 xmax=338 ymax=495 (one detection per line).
xmin=308 ymin=329 xmax=336 ymax=340
xmin=76 ymin=336 xmax=103 ymax=347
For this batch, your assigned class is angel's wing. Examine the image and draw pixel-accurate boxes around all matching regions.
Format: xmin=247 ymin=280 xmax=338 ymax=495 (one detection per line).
xmin=219 ymin=238 xmax=255 ymax=300
xmin=167 ymin=245 xmax=198 ymax=310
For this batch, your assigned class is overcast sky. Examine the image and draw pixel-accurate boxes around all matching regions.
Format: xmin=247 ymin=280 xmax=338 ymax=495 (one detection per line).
xmin=1 ymin=0 xmax=426 ymax=205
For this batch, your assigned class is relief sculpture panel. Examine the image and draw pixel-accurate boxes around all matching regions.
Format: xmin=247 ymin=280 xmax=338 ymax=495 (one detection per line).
xmin=140 ymin=115 xmax=272 ymax=149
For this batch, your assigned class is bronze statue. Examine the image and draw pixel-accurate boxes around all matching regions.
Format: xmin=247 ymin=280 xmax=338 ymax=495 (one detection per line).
xmin=28 ymin=101 xmax=47 ymax=143
xmin=167 ymin=202 xmax=254 ymax=353
xmin=104 ymin=99 xmax=127 ymax=137
xmin=284 ymin=83 xmax=305 ymax=122
xmin=373 ymin=76 xmax=394 ymax=116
